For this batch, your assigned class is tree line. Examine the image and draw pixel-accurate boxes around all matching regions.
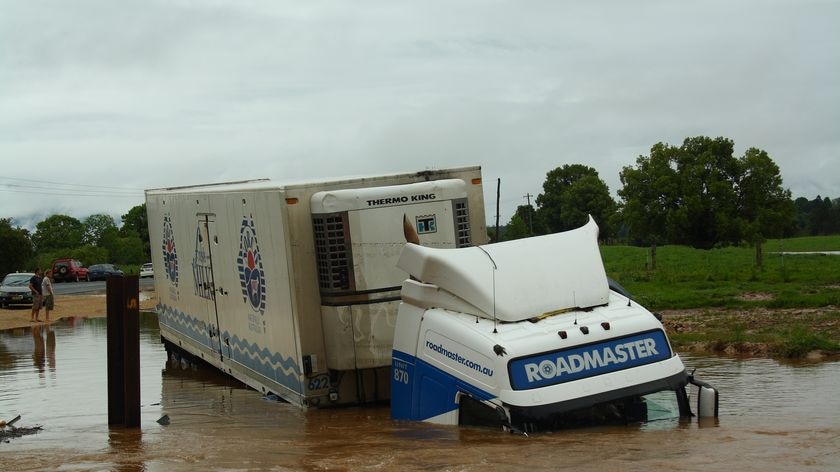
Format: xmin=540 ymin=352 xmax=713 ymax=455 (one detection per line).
xmin=3 ymin=135 xmax=838 ymax=276
xmin=499 ymin=136 xmax=839 ymax=247
xmin=0 ymin=203 xmax=150 ymax=276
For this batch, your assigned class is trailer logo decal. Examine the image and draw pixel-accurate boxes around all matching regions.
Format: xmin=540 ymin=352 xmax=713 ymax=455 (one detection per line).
xmin=162 ymin=213 xmax=179 ymax=287
xmin=508 ymin=330 xmax=671 ymax=390
xmin=366 ymin=193 xmax=437 ymax=207
xmin=193 ymin=224 xmax=214 ymax=300
xmin=238 ymin=216 xmax=266 ymax=315
xmin=416 ymin=215 xmax=437 ymax=234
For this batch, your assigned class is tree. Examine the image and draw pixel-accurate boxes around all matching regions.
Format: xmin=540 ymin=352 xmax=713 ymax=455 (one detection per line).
xmin=737 ymin=147 xmax=795 ymax=242
xmin=101 ymin=225 xmax=146 ymax=265
xmin=503 ymin=204 xmax=545 ymax=241
xmin=831 ymin=198 xmax=840 ymax=234
xmin=32 ymin=215 xmax=84 ymax=252
xmin=82 ymin=214 xmax=118 ymax=247
xmin=112 ymin=236 xmax=146 ymax=264
xmin=672 ymin=137 xmax=741 ymax=249
xmin=617 ymin=143 xmax=681 ymax=245
xmin=792 ymin=197 xmax=812 ymax=235
xmin=72 ymin=245 xmax=108 ymax=267
xmin=121 ymin=203 xmax=150 ymax=259
xmin=535 ymin=164 xmax=617 ymax=239
xmin=619 ymin=136 xmax=795 ymax=249
xmin=0 ymin=218 xmax=33 ymax=275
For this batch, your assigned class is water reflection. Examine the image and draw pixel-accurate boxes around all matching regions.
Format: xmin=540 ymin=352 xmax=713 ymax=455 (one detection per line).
xmin=31 ymin=324 xmax=46 ymax=374
xmin=29 ymin=324 xmax=57 ymax=377
xmin=109 ymin=428 xmax=146 ymax=472
xmin=0 ymin=316 xmax=838 ymax=471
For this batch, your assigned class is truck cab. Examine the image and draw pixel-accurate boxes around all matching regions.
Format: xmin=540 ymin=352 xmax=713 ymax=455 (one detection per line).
xmin=391 ymin=217 xmax=718 ymax=432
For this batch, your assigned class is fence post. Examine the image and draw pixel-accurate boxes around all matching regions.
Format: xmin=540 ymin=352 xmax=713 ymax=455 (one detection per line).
xmin=650 ymin=244 xmax=657 ymax=271
xmin=107 ymin=275 xmax=140 ymax=428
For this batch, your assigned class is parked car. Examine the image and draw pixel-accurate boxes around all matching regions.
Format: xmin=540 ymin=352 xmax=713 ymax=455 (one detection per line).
xmin=140 ymin=263 xmax=154 ymax=278
xmin=0 ymin=272 xmax=35 ymax=308
xmin=87 ymin=264 xmax=124 ymax=281
xmin=51 ymin=258 xmax=89 ymax=282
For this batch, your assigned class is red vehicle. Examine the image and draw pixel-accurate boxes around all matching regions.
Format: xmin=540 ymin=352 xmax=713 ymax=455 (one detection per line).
xmin=51 ymin=258 xmax=90 ymax=282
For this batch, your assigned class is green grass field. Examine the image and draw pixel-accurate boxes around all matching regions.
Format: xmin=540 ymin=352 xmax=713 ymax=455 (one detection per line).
xmin=601 ymin=235 xmax=840 ymax=310
xmin=600 ymin=235 xmax=840 ymax=356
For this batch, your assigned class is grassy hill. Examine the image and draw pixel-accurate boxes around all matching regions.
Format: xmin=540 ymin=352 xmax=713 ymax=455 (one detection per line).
xmin=601 ymin=235 xmax=840 ymax=310
xmin=600 ymin=235 xmax=840 ymax=357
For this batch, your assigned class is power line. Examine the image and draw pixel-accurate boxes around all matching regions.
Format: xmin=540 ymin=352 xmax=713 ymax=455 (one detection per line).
xmin=0 ymin=176 xmax=145 ymax=191
xmin=0 ymin=187 xmax=143 ymax=198
xmin=0 ymin=177 xmax=144 ymax=198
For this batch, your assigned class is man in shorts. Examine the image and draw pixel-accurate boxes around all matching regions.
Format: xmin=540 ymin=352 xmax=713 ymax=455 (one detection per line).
xmin=29 ymin=268 xmax=44 ymax=322
xmin=42 ymin=269 xmax=55 ymax=322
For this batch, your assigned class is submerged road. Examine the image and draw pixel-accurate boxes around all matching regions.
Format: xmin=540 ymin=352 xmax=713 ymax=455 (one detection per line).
xmin=52 ymin=277 xmax=155 ymax=296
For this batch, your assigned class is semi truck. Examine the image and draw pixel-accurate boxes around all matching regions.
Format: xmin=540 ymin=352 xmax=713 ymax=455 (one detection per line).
xmin=147 ymin=165 xmax=717 ymax=431
xmin=391 ymin=216 xmax=718 ymax=432
xmin=145 ymin=167 xmax=487 ymax=407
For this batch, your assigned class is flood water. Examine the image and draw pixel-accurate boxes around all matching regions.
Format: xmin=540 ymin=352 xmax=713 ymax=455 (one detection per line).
xmin=1 ymin=314 xmax=838 ymax=472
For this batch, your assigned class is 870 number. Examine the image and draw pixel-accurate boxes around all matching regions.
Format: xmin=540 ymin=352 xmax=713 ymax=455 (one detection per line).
xmin=393 ymin=368 xmax=410 ymax=385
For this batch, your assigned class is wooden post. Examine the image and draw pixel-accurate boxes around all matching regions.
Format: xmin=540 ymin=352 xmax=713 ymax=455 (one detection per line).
xmin=650 ymin=244 xmax=657 ymax=271
xmin=107 ymin=275 xmax=140 ymax=428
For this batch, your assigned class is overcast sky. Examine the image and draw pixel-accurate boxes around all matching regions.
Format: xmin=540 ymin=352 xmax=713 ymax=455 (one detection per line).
xmin=1 ymin=0 xmax=838 ymax=231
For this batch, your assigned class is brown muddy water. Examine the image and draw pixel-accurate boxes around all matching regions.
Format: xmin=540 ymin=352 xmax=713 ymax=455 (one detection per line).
xmin=1 ymin=313 xmax=838 ymax=472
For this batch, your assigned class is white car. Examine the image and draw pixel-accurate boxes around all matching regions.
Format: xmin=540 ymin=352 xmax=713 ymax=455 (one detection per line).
xmin=0 ymin=272 xmax=35 ymax=307
xmin=140 ymin=263 xmax=154 ymax=278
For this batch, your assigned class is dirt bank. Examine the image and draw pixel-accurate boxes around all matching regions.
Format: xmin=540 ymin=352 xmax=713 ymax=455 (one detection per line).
xmin=661 ymin=306 xmax=840 ymax=359
xmin=0 ymin=291 xmax=158 ymax=331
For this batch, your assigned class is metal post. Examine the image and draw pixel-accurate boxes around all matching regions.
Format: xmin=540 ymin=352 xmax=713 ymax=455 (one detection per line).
xmin=495 ymin=178 xmax=501 ymax=242
xmin=107 ymin=275 xmax=140 ymax=428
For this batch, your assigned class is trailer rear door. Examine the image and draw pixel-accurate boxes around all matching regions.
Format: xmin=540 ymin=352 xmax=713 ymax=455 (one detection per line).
xmin=194 ymin=213 xmax=226 ymax=361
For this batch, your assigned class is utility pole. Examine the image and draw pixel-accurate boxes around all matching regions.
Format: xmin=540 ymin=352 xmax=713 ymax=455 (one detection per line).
xmin=523 ymin=192 xmax=534 ymax=234
xmin=494 ymin=179 xmax=501 ymax=242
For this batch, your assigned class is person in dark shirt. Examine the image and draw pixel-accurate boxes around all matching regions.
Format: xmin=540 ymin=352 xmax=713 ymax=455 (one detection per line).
xmin=29 ymin=268 xmax=43 ymax=322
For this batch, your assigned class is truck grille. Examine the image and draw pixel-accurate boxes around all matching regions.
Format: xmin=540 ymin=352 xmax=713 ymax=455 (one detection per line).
xmin=312 ymin=212 xmax=353 ymax=291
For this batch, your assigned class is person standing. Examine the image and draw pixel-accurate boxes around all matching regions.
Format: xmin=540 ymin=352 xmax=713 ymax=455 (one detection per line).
xmin=29 ymin=268 xmax=43 ymax=322
xmin=42 ymin=269 xmax=55 ymax=322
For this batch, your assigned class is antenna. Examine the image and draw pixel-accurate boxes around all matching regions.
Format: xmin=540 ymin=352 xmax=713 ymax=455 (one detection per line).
xmin=573 ymin=291 xmax=577 ymax=325
xmin=476 ymin=246 xmax=498 ymax=333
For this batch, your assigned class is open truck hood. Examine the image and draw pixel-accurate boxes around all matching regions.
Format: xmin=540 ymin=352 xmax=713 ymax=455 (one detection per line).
xmin=397 ymin=216 xmax=609 ymax=322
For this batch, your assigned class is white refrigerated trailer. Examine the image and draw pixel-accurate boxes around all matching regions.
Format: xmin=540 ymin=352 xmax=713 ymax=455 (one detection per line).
xmin=146 ymin=167 xmax=486 ymax=407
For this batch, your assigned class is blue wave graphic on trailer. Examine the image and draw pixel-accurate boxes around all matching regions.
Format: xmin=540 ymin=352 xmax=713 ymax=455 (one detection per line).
xmin=158 ymin=303 xmax=302 ymax=393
